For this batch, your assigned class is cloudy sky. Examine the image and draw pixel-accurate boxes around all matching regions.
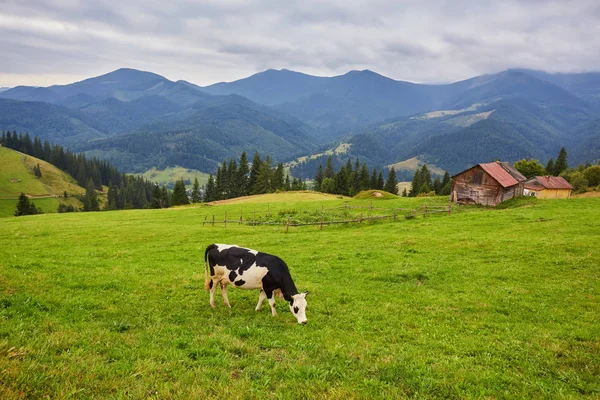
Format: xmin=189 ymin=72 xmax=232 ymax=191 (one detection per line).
xmin=1 ymin=0 xmax=599 ymax=87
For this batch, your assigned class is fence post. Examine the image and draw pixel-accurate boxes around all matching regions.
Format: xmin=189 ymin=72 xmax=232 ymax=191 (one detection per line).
xmin=268 ymin=204 xmax=270 ymax=217
xmin=253 ymin=210 xmax=256 ymax=227
xmin=424 ymin=203 xmax=427 ymax=217
xmin=448 ymin=202 xmax=452 ymax=215
xmin=286 ymin=216 xmax=290 ymax=233
xmin=212 ymin=215 xmax=215 ymax=226
xmin=203 ymin=215 xmax=207 ymax=226
xmin=370 ymin=201 xmax=373 ymax=211
xmin=320 ymin=216 xmax=324 ymax=230
xmin=224 ymin=212 xmax=227 ymax=227
xmin=344 ymin=201 xmax=347 ymax=209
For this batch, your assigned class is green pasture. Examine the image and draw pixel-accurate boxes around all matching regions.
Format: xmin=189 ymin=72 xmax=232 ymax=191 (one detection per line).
xmin=0 ymin=147 xmax=48 ymax=197
xmin=0 ymin=195 xmax=598 ymax=399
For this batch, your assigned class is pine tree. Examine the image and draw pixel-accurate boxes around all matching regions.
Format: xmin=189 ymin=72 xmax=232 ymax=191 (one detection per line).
xmin=440 ymin=171 xmax=452 ymax=196
xmin=249 ymin=152 xmax=262 ymax=194
xmin=14 ymin=193 xmax=41 ymax=216
xmin=554 ymin=147 xmax=568 ymax=176
xmin=284 ymin=175 xmax=291 ymax=191
xmin=377 ymin=171 xmax=384 ymax=190
xmin=324 ymin=156 xmax=335 ymax=179
xmin=171 ymin=178 xmax=189 ymax=206
xmin=33 ymin=163 xmax=42 ymax=178
xmin=254 ymin=155 xmax=273 ymax=194
xmin=359 ymin=163 xmax=370 ymax=191
xmin=432 ymin=176 xmax=442 ymax=194
xmin=314 ymin=164 xmax=324 ymax=192
xmin=238 ymin=151 xmax=250 ymax=196
xmin=545 ymin=158 xmax=554 ymax=176
xmin=160 ymin=186 xmax=170 ymax=207
xmin=370 ymin=168 xmax=378 ymax=189
xmin=205 ymin=174 xmax=216 ymax=202
xmin=191 ymin=177 xmax=201 ymax=203
xmin=384 ymin=167 xmax=398 ymax=194
xmin=83 ymin=178 xmax=100 ymax=211
xmin=272 ymin=162 xmax=285 ymax=191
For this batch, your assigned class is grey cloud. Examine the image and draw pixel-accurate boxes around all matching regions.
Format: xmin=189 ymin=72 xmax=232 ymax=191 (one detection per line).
xmin=1 ymin=0 xmax=600 ymax=87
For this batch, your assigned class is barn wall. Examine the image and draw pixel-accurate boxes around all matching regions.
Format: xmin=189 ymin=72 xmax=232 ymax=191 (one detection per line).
xmin=451 ymin=166 xmax=505 ymax=206
xmin=534 ymin=189 xmax=572 ymax=199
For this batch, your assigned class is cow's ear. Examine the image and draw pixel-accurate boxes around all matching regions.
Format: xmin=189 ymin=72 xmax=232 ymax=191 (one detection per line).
xmin=303 ymin=291 xmax=309 ymax=297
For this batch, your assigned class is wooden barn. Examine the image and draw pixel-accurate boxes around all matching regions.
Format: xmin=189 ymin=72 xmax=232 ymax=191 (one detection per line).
xmin=451 ymin=162 xmax=526 ymax=206
xmin=524 ymin=176 xmax=573 ymax=199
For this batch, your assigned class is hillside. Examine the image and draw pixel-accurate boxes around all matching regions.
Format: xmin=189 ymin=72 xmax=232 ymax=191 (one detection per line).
xmin=1 ymin=69 xmax=323 ymax=173
xmin=0 ymin=146 xmax=84 ymax=216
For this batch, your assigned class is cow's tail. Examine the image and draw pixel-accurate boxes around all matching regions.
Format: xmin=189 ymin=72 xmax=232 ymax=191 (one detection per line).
xmin=204 ymin=245 xmax=213 ymax=291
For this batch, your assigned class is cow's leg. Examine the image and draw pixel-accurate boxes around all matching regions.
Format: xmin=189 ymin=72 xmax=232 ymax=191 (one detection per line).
xmin=221 ymin=282 xmax=231 ymax=308
xmin=255 ymin=290 xmax=267 ymax=311
xmin=265 ymin=291 xmax=277 ymax=317
xmin=209 ymin=279 xmax=217 ymax=308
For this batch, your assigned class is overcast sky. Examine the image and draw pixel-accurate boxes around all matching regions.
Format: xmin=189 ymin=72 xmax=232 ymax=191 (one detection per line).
xmin=1 ymin=0 xmax=599 ymax=87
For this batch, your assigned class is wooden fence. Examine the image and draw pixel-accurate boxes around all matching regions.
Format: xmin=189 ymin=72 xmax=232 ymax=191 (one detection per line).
xmin=201 ymin=202 xmax=452 ymax=232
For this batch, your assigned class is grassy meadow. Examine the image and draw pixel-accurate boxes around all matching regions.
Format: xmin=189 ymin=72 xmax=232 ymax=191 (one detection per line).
xmin=0 ymin=146 xmax=85 ymax=217
xmin=0 ymin=194 xmax=599 ymax=399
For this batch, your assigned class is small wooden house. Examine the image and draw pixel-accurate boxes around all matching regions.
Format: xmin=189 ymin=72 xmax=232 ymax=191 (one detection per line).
xmin=524 ymin=176 xmax=573 ymax=199
xmin=451 ymin=162 xmax=526 ymax=206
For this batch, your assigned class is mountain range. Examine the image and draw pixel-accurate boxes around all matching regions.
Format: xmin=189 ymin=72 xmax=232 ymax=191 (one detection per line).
xmin=1 ymin=67 xmax=599 ymax=179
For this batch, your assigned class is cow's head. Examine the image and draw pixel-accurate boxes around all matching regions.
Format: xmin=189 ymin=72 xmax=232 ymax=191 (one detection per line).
xmin=289 ymin=292 xmax=309 ymax=324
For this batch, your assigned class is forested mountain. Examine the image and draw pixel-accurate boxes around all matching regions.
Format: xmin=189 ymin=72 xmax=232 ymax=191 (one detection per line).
xmin=2 ymin=67 xmax=600 ymax=178
xmin=0 ymin=69 xmax=323 ymax=173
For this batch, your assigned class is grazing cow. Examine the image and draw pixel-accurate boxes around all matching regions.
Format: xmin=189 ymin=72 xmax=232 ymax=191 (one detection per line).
xmin=204 ymin=243 xmax=308 ymax=324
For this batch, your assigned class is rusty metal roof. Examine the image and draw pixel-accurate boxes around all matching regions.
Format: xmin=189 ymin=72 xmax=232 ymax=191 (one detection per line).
xmin=532 ymin=176 xmax=574 ymax=190
xmin=499 ymin=162 xmax=527 ymax=182
xmin=479 ymin=162 xmax=519 ymax=188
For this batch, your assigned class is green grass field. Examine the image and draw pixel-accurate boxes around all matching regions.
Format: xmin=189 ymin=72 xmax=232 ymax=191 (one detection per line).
xmin=0 ymin=147 xmax=85 ymax=217
xmin=0 ymin=194 xmax=598 ymax=399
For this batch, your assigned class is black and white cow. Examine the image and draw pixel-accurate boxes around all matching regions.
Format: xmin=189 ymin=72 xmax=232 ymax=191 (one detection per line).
xmin=204 ymin=243 xmax=308 ymax=324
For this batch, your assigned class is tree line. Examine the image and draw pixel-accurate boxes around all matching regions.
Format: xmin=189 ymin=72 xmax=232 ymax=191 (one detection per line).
xmin=1 ymin=130 xmax=168 ymax=212
xmin=514 ymin=147 xmax=600 ymax=193
xmin=408 ymin=165 xmax=452 ymax=197
xmin=201 ymin=152 xmax=308 ymax=203
xmin=312 ymin=156 xmax=398 ymax=196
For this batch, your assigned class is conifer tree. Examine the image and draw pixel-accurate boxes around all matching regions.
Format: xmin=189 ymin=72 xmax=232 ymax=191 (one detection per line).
xmin=377 ymin=171 xmax=384 ymax=190
xmin=272 ymin=162 xmax=285 ymax=191
xmin=254 ymin=155 xmax=273 ymax=194
xmin=238 ymin=151 xmax=249 ymax=196
xmin=314 ymin=164 xmax=324 ymax=192
xmin=248 ymin=152 xmax=262 ymax=194
xmin=359 ymin=164 xmax=370 ymax=191
xmin=324 ymin=156 xmax=335 ymax=179
xmin=171 ymin=178 xmax=189 ymax=206
xmin=191 ymin=177 xmax=201 ymax=203
xmin=545 ymin=158 xmax=554 ymax=176
xmin=160 ymin=186 xmax=170 ymax=207
xmin=370 ymin=168 xmax=378 ymax=189
xmin=554 ymin=147 xmax=568 ymax=176
xmin=83 ymin=178 xmax=100 ymax=211
xmin=14 ymin=193 xmax=41 ymax=216
xmin=205 ymin=174 xmax=216 ymax=202
xmin=284 ymin=175 xmax=291 ymax=191
xmin=384 ymin=167 xmax=398 ymax=194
